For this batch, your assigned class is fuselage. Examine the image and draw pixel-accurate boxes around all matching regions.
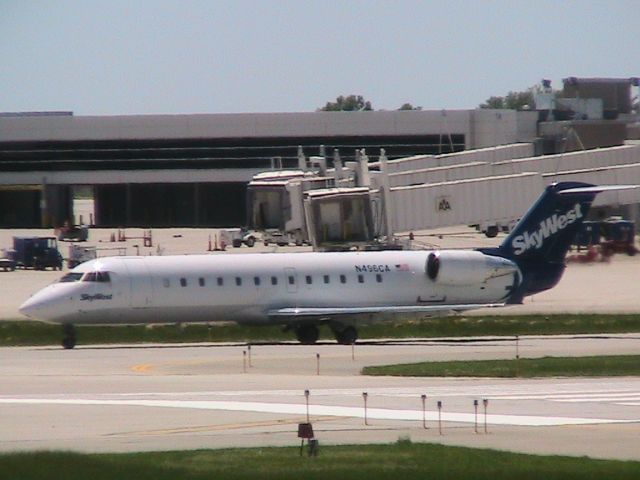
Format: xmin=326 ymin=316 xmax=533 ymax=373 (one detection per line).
xmin=19 ymin=249 xmax=519 ymax=326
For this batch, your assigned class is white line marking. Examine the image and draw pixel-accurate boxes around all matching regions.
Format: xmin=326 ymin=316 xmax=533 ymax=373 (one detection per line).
xmin=552 ymin=397 xmax=640 ymax=403
xmin=488 ymin=392 xmax=640 ymax=401
xmin=0 ymin=398 xmax=636 ymax=427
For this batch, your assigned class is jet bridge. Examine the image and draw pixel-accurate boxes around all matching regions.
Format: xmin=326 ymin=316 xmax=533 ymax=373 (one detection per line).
xmin=247 ymin=143 xmax=640 ymax=248
xmin=246 ymin=170 xmax=335 ymax=245
xmin=304 ymin=187 xmax=376 ymax=250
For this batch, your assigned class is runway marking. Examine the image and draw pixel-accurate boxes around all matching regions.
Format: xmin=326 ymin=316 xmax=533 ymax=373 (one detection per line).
xmin=131 ymin=363 xmax=154 ymax=373
xmin=0 ymin=398 xmax=636 ymax=427
xmin=485 ymin=391 xmax=640 ymax=405
xmin=108 ymin=417 xmax=336 ymax=437
xmin=101 ymin=386 xmax=640 ymax=405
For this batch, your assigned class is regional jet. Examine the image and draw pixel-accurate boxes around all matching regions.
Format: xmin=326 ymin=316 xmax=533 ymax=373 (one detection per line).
xmin=19 ymin=182 xmax=615 ymax=348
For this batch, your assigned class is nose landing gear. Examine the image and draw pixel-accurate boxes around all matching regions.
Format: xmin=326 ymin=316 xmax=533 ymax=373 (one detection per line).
xmin=62 ymin=323 xmax=76 ymax=349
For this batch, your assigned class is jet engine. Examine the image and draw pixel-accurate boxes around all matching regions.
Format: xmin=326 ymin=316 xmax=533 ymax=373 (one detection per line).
xmin=425 ymin=250 xmax=519 ymax=286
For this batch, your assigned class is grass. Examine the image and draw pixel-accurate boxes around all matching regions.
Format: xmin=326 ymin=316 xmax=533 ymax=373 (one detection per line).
xmin=1 ymin=442 xmax=640 ymax=480
xmin=1 ymin=314 xmax=640 ymax=347
xmin=362 ymin=355 xmax=640 ymax=378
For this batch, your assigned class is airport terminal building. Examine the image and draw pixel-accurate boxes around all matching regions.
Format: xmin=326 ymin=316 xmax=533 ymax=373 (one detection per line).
xmin=0 ymin=109 xmax=537 ymax=228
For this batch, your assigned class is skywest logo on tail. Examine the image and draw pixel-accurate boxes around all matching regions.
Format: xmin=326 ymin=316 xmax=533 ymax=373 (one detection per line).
xmin=511 ymin=203 xmax=583 ymax=255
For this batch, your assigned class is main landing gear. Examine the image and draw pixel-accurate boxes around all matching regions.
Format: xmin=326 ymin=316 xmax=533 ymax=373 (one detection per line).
xmin=293 ymin=324 xmax=358 ymax=345
xmin=62 ymin=323 xmax=77 ymax=349
xmin=294 ymin=325 xmax=319 ymax=345
xmin=332 ymin=325 xmax=358 ymax=345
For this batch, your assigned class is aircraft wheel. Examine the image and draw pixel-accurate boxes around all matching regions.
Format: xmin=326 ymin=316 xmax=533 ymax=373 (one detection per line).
xmin=334 ymin=326 xmax=358 ymax=345
xmin=295 ymin=325 xmax=319 ymax=345
xmin=61 ymin=324 xmax=76 ymax=350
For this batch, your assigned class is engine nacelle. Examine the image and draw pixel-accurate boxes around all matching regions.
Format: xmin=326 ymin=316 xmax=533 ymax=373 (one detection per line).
xmin=425 ymin=250 xmax=519 ymax=286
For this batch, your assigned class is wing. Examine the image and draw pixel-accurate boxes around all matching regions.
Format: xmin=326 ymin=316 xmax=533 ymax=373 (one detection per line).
xmin=268 ymin=303 xmax=504 ymax=320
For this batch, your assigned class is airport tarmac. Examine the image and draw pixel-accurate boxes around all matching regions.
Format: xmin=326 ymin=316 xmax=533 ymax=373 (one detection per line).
xmin=1 ymin=337 xmax=640 ymax=459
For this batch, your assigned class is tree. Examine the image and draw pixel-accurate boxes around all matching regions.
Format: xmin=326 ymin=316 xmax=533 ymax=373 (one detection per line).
xmin=398 ymin=103 xmax=422 ymax=110
xmin=479 ymin=89 xmax=535 ymax=110
xmin=318 ymin=95 xmax=373 ymax=111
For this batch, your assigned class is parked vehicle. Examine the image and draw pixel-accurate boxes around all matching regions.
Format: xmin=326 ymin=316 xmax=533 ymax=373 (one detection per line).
xmin=600 ymin=217 xmax=637 ymax=256
xmin=67 ymin=244 xmax=97 ymax=268
xmin=0 ymin=257 xmax=16 ymax=271
xmin=67 ymin=244 xmax=127 ymax=268
xmin=220 ymin=228 xmax=257 ymax=248
xmin=262 ymin=229 xmax=306 ymax=246
xmin=7 ymin=236 xmax=64 ymax=270
xmin=55 ymin=222 xmax=89 ymax=242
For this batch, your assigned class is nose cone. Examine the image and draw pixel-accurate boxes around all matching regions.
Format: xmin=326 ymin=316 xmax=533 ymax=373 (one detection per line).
xmin=19 ymin=295 xmax=48 ymax=320
xmin=19 ymin=287 xmax=65 ymax=321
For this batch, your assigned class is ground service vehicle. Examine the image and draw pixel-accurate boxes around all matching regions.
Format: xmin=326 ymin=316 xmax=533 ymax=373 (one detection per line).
xmin=8 ymin=236 xmax=64 ymax=270
xmin=220 ymin=228 xmax=257 ymax=248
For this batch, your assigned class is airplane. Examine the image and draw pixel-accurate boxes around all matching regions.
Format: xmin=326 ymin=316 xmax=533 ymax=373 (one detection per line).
xmin=19 ymin=181 xmax=619 ymax=349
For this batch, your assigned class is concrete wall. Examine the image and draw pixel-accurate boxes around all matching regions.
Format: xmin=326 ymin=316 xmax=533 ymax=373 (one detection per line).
xmin=0 ymin=109 xmax=538 ymax=146
xmin=469 ymin=109 xmax=538 ymax=148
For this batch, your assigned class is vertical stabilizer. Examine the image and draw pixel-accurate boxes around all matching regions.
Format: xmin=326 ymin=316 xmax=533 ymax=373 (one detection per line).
xmin=496 ymin=182 xmax=599 ymax=300
xmin=499 ymin=182 xmax=598 ymax=263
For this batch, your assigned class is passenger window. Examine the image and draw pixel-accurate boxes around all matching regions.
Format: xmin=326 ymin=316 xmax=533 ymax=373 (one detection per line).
xmin=180 ymin=278 xmax=187 ymax=287
xmin=199 ymin=277 xmax=205 ymax=287
xmin=340 ymin=275 xmax=346 ymax=284
xmin=271 ymin=276 xmax=278 ymax=285
xmin=254 ymin=276 xmax=260 ymax=286
xmin=217 ymin=277 xmax=224 ymax=286
xmin=305 ymin=275 xmax=312 ymax=285
xmin=163 ymin=278 xmax=170 ymax=288
xmin=235 ymin=277 xmax=242 ymax=286
xmin=376 ymin=274 xmax=383 ymax=283
xmin=288 ymin=276 xmax=295 ymax=285
xmin=323 ymin=275 xmax=330 ymax=284
xmin=358 ymin=274 xmax=364 ymax=284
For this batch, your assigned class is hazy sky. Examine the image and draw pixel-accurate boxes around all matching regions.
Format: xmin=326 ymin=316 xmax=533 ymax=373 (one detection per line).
xmin=2 ymin=0 xmax=638 ymax=116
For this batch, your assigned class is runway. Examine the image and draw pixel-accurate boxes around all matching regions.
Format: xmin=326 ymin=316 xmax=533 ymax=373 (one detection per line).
xmin=1 ymin=336 xmax=639 ymax=459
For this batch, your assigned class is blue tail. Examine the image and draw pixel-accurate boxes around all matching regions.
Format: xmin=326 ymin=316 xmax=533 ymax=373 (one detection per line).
xmin=485 ymin=182 xmax=600 ymax=303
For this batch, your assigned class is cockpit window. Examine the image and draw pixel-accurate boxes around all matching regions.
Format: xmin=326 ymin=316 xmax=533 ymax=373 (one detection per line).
xmin=82 ymin=271 xmax=112 ymax=283
xmin=59 ymin=272 xmax=83 ymax=283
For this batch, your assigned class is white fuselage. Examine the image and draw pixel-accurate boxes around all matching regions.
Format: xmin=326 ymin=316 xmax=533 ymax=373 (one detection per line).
xmin=19 ymin=250 xmax=519 ymax=326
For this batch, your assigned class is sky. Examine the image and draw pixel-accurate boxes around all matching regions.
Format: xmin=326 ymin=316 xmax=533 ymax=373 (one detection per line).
xmin=1 ymin=0 xmax=638 ymax=116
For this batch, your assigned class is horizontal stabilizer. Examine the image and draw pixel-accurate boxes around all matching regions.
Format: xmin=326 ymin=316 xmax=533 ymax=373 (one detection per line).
xmin=558 ymin=184 xmax=639 ymax=195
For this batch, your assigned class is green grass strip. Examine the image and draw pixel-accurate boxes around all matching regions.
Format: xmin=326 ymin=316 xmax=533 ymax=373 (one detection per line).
xmin=1 ymin=442 xmax=640 ymax=480
xmin=363 ymin=355 xmax=640 ymax=378
xmin=1 ymin=314 xmax=640 ymax=347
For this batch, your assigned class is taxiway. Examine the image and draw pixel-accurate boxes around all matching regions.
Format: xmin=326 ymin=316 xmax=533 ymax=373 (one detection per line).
xmin=1 ymin=336 xmax=639 ymax=459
